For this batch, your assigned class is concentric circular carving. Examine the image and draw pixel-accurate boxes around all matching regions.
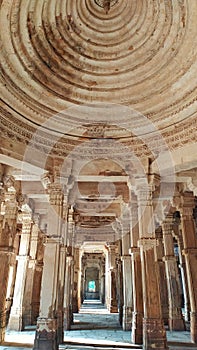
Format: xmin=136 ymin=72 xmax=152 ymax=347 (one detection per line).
xmin=0 ymin=0 xmax=197 ymax=155
xmin=94 ymin=0 xmax=119 ymax=9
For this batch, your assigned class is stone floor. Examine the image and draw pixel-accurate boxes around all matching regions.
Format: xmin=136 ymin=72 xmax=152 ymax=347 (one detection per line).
xmin=1 ymin=301 xmax=197 ymax=350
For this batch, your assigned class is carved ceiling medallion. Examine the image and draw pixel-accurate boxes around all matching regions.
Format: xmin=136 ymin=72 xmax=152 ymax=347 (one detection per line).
xmin=94 ymin=0 xmax=119 ymax=13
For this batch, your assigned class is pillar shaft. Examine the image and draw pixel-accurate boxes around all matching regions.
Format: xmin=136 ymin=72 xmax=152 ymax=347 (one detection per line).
xmin=33 ymin=238 xmax=60 ymax=350
xmin=130 ymin=248 xmax=143 ymax=344
xmin=8 ymin=215 xmax=32 ymax=331
xmin=33 ymin=176 xmax=67 ymax=350
xmin=156 ymin=231 xmax=169 ymax=325
xmin=162 ymin=215 xmax=185 ymax=331
xmin=57 ymin=245 xmax=67 ymax=343
xmin=122 ymin=255 xmax=132 ymax=330
xmin=100 ymin=260 xmax=105 ymax=304
xmin=129 ymin=196 xmax=143 ymax=344
xmin=117 ymin=258 xmax=123 ymax=325
xmin=72 ymin=248 xmax=80 ymax=313
xmin=0 ymin=250 xmax=12 ymax=342
xmin=137 ymin=184 xmax=168 ymax=350
xmin=178 ymin=236 xmax=190 ymax=321
xmin=64 ymin=255 xmax=73 ymax=330
xmin=110 ymin=268 xmax=118 ymax=313
xmin=0 ymin=176 xmax=18 ymax=343
xmin=180 ymin=192 xmax=197 ymax=343
xmin=107 ymin=244 xmax=118 ymax=313
xmin=23 ymin=221 xmax=40 ymax=326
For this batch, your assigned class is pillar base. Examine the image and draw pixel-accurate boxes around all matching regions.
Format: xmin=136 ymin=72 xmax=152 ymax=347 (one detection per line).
xmin=57 ymin=310 xmax=64 ymax=344
xmin=191 ymin=312 xmax=197 ymax=343
xmin=110 ymin=305 xmax=118 ymax=313
xmin=33 ymin=318 xmax=58 ymax=350
xmin=122 ymin=306 xmax=132 ymax=331
xmin=143 ymin=318 xmax=168 ymax=350
xmin=0 ymin=311 xmax=6 ymax=343
xmin=8 ymin=308 xmax=24 ymax=331
xmin=131 ymin=311 xmax=143 ymax=345
xmin=64 ymin=307 xmax=71 ymax=330
xmin=119 ymin=304 xmax=123 ymax=326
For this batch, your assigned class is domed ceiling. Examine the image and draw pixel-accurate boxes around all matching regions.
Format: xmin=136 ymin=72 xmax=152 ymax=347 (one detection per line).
xmin=0 ymin=0 xmax=197 ymax=158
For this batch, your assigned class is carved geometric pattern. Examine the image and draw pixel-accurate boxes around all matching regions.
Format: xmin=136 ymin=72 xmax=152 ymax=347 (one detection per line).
xmin=0 ymin=0 xmax=196 ymax=157
xmin=94 ymin=0 xmax=118 ymax=9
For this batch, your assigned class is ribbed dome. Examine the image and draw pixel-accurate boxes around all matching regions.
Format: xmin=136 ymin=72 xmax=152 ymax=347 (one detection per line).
xmin=0 ymin=0 xmax=197 ymax=154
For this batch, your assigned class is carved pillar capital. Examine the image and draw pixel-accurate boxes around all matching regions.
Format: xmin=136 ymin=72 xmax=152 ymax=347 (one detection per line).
xmin=178 ymin=192 xmax=195 ymax=218
xmin=138 ymin=238 xmax=159 ymax=251
xmin=47 ymin=183 xmax=64 ymax=206
xmin=136 ymin=185 xmax=153 ymax=207
xmin=162 ymin=214 xmax=174 ymax=235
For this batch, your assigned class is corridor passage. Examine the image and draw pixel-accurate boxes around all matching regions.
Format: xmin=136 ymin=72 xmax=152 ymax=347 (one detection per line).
xmin=1 ymin=301 xmax=196 ymax=350
xmin=64 ymin=301 xmax=196 ymax=350
xmin=64 ymin=300 xmax=137 ymax=347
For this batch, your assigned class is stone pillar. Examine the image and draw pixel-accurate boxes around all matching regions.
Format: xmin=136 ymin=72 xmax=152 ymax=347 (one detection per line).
xmin=23 ymin=216 xmax=41 ymax=326
xmin=65 ymin=208 xmax=75 ymax=326
xmin=156 ymin=228 xmax=169 ymax=325
xmin=116 ymin=256 xmax=123 ymax=325
xmin=122 ymin=255 xmax=132 ymax=330
xmin=33 ymin=238 xmax=60 ymax=350
xmin=72 ymin=248 xmax=80 ymax=313
xmin=177 ymin=235 xmax=190 ymax=322
xmin=31 ymin=260 xmax=44 ymax=325
xmin=172 ymin=212 xmax=190 ymax=321
xmin=0 ymin=246 xmax=12 ymax=343
xmin=136 ymin=183 xmax=168 ymax=350
xmin=179 ymin=192 xmax=197 ymax=343
xmin=33 ymin=178 xmax=64 ymax=350
xmin=56 ymin=245 xmax=67 ymax=343
xmin=8 ymin=210 xmax=32 ymax=331
xmin=81 ymin=254 xmax=86 ymax=304
xmin=121 ymin=225 xmax=132 ymax=331
xmin=110 ymin=268 xmax=118 ymax=313
xmin=130 ymin=248 xmax=143 ymax=344
xmin=64 ymin=255 xmax=73 ymax=330
xmin=129 ymin=196 xmax=143 ymax=344
xmin=100 ymin=258 xmax=106 ymax=305
xmin=0 ymin=175 xmax=18 ymax=343
xmin=57 ymin=193 xmax=69 ymax=343
xmin=162 ymin=213 xmax=185 ymax=330
xmin=107 ymin=244 xmax=118 ymax=313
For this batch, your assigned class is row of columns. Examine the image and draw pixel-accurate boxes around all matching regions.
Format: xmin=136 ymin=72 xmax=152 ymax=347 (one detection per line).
xmin=1 ymin=171 xmax=197 ymax=350
xmin=118 ymin=184 xmax=197 ymax=349
xmin=0 ymin=174 xmax=45 ymax=344
xmin=33 ymin=179 xmax=74 ymax=349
